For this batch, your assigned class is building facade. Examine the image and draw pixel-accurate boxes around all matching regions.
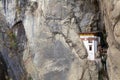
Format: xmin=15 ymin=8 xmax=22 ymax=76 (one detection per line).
xmin=80 ymin=32 xmax=100 ymax=60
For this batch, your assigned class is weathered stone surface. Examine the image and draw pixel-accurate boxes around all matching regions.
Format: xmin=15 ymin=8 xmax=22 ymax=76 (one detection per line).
xmin=0 ymin=0 xmax=114 ymax=80
xmin=22 ymin=0 xmax=98 ymax=80
xmin=100 ymin=0 xmax=120 ymax=80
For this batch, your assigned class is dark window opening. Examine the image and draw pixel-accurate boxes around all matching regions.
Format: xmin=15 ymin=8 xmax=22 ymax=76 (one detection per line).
xmin=88 ymin=40 xmax=92 ymax=43
xmin=89 ymin=45 xmax=92 ymax=51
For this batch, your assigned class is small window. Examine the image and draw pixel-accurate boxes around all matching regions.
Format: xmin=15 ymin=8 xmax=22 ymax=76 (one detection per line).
xmin=88 ymin=40 xmax=92 ymax=43
xmin=89 ymin=45 xmax=92 ymax=51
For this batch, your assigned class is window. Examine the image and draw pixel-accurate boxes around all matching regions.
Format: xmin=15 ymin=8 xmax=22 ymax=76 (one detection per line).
xmin=88 ymin=40 xmax=92 ymax=43
xmin=89 ymin=45 xmax=92 ymax=51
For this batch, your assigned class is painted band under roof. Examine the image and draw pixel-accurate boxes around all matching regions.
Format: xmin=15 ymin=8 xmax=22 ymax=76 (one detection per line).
xmin=80 ymin=38 xmax=98 ymax=41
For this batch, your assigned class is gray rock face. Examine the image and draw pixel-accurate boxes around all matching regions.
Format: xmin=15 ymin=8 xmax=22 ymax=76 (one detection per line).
xmin=100 ymin=0 xmax=120 ymax=80
xmin=23 ymin=0 xmax=99 ymax=80
xmin=0 ymin=0 xmax=103 ymax=80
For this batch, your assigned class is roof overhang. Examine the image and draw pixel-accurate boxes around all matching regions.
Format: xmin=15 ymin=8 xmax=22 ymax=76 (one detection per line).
xmin=79 ymin=31 xmax=102 ymax=36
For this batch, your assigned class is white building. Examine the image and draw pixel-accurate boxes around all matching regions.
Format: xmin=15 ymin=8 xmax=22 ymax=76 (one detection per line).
xmin=79 ymin=32 xmax=100 ymax=60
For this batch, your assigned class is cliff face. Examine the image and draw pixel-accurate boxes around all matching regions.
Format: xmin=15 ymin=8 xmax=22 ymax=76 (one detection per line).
xmin=0 ymin=0 xmax=120 ymax=80
xmin=100 ymin=0 xmax=120 ymax=80
xmin=22 ymin=0 xmax=99 ymax=80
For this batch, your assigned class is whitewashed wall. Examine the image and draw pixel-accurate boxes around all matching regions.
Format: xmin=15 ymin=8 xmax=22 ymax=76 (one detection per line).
xmin=80 ymin=35 xmax=99 ymax=60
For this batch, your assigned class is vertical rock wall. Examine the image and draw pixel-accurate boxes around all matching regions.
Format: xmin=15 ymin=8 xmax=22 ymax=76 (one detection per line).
xmin=22 ymin=0 xmax=100 ymax=80
xmin=0 ymin=12 xmax=27 ymax=80
xmin=0 ymin=0 xmax=113 ymax=80
xmin=100 ymin=0 xmax=120 ymax=80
